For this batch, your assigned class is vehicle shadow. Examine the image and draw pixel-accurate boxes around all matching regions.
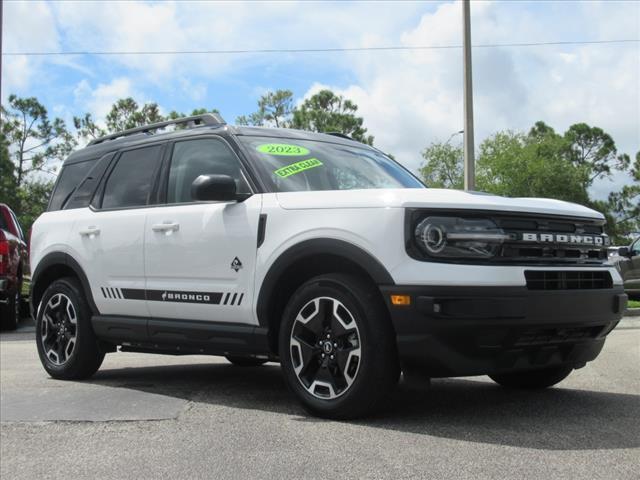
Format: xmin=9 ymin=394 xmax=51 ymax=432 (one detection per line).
xmin=88 ymin=362 xmax=640 ymax=451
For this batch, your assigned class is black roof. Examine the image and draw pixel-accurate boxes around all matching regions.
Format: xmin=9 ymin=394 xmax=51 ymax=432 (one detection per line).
xmin=63 ymin=122 xmax=364 ymax=166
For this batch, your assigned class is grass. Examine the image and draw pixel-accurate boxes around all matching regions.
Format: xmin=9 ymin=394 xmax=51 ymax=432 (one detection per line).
xmin=629 ymin=300 xmax=640 ymax=309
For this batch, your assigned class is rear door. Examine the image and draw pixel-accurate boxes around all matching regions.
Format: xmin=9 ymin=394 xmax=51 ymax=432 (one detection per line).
xmin=144 ymin=136 xmax=261 ymax=324
xmin=67 ymin=143 xmax=164 ymax=318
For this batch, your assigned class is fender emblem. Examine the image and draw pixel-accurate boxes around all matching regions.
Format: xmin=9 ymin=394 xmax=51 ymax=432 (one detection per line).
xmin=231 ymin=257 xmax=243 ymax=272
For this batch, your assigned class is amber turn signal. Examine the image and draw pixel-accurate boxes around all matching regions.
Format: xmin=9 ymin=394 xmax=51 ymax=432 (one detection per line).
xmin=390 ymin=295 xmax=411 ymax=306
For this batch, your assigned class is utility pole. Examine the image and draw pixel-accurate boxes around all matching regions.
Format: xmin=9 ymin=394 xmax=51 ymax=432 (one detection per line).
xmin=462 ymin=0 xmax=475 ymax=191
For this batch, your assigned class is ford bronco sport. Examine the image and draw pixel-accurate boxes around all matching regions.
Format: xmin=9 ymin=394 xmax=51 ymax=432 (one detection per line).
xmin=30 ymin=114 xmax=627 ymax=418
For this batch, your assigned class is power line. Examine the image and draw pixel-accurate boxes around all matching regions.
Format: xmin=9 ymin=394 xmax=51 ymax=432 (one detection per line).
xmin=3 ymin=39 xmax=638 ymax=57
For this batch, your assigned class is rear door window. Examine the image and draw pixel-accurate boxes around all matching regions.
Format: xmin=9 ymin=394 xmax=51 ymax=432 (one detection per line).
xmin=101 ymin=145 xmax=163 ymax=209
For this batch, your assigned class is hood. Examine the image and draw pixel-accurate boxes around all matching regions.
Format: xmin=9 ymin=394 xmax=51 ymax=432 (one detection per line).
xmin=275 ymin=188 xmax=603 ymax=220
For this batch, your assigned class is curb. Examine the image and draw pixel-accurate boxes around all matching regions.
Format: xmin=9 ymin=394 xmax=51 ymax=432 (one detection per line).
xmin=623 ymin=308 xmax=640 ymax=317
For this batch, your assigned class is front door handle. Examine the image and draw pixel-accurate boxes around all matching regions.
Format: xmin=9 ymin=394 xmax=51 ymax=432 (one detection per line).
xmin=79 ymin=226 xmax=100 ymax=237
xmin=152 ymin=222 xmax=180 ymax=233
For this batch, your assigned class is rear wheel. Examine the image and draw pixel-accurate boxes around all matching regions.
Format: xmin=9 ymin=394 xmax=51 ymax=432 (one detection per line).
xmin=279 ymin=273 xmax=400 ymax=419
xmin=225 ymin=356 xmax=268 ymax=367
xmin=36 ymin=277 xmax=104 ymax=380
xmin=489 ymin=365 xmax=574 ymax=389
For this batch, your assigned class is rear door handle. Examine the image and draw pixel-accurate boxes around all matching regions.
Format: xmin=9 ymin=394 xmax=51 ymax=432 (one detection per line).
xmin=79 ymin=226 xmax=100 ymax=236
xmin=152 ymin=222 xmax=180 ymax=233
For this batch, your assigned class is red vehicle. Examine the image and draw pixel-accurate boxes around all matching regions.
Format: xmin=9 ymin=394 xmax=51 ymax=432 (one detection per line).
xmin=0 ymin=203 xmax=29 ymax=329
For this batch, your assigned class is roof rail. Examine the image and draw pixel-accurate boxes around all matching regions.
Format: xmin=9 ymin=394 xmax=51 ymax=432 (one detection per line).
xmin=88 ymin=113 xmax=226 ymax=146
xmin=324 ymin=132 xmax=355 ymax=141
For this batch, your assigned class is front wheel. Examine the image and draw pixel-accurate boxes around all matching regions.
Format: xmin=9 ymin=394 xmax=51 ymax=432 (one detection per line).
xmin=35 ymin=277 xmax=104 ymax=380
xmin=279 ymin=274 xmax=400 ymax=419
xmin=489 ymin=365 xmax=574 ymax=389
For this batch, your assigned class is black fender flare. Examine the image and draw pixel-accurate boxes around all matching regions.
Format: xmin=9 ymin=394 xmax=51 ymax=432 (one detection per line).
xmin=30 ymin=252 xmax=99 ymax=317
xmin=256 ymin=238 xmax=394 ymax=327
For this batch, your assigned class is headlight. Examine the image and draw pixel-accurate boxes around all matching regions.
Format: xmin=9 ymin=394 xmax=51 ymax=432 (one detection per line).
xmin=414 ymin=216 xmax=510 ymax=259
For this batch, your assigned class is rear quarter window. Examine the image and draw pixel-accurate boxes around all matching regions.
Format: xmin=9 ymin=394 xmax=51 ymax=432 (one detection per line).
xmin=48 ymin=159 xmax=97 ymax=211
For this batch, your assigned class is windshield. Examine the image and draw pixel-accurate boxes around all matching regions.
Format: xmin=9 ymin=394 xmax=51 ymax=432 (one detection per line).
xmin=239 ymin=136 xmax=424 ymax=192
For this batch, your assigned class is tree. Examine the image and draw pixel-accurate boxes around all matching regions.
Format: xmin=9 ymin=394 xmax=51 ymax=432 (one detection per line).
xmin=291 ymin=90 xmax=374 ymax=145
xmin=419 ymin=142 xmax=464 ymax=189
xmin=563 ymin=123 xmax=627 ymax=188
xmin=1 ymin=95 xmax=76 ymax=227
xmin=237 ymin=90 xmax=294 ymax=128
xmin=476 ymin=129 xmax=589 ymax=204
xmin=601 ymin=151 xmax=640 ymax=243
xmin=2 ymin=95 xmax=76 ymax=191
xmin=15 ymin=179 xmax=55 ymax=233
xmin=0 ymin=133 xmax=19 ymax=208
xmin=73 ymin=113 xmax=106 ymax=143
xmin=105 ymin=98 xmax=164 ymax=132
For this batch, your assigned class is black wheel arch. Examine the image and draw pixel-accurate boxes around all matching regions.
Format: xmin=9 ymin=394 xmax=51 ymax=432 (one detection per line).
xmin=256 ymin=238 xmax=395 ymax=354
xmin=30 ymin=252 xmax=99 ymax=318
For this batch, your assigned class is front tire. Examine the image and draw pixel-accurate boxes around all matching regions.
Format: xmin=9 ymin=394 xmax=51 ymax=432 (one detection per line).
xmin=279 ymin=274 xmax=400 ymax=419
xmin=36 ymin=277 xmax=104 ymax=380
xmin=489 ymin=365 xmax=574 ymax=389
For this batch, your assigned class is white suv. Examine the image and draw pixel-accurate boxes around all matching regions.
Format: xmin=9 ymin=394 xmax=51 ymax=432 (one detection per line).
xmin=30 ymin=114 xmax=627 ymax=418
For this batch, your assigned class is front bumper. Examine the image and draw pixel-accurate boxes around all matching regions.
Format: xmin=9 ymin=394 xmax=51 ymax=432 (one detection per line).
xmin=380 ymin=285 xmax=627 ymax=377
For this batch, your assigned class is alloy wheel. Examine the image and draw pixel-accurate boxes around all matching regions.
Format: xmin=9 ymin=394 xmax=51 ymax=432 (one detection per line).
xmin=289 ymin=296 xmax=361 ymax=399
xmin=40 ymin=293 xmax=78 ymax=366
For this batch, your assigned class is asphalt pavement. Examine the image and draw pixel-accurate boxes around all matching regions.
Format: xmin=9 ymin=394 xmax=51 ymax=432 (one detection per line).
xmin=1 ymin=318 xmax=638 ymax=479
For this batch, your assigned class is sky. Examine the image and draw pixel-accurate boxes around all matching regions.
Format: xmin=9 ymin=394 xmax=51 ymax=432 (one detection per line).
xmin=2 ymin=0 xmax=639 ymax=199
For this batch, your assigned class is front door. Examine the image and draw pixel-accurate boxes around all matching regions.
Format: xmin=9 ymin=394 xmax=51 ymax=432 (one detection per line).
xmin=144 ymin=136 xmax=261 ymax=324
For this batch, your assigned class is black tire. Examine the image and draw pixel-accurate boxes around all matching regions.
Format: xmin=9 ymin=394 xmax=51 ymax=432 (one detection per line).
xmin=225 ymin=355 xmax=268 ymax=367
xmin=0 ymin=285 xmax=20 ymax=331
xmin=279 ymin=273 xmax=400 ymax=419
xmin=489 ymin=365 xmax=574 ymax=389
xmin=35 ymin=277 xmax=104 ymax=380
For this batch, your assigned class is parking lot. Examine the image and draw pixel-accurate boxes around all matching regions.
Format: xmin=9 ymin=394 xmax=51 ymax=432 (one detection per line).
xmin=1 ymin=317 xmax=638 ymax=480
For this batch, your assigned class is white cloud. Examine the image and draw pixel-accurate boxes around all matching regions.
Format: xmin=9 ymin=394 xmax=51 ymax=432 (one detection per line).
xmin=298 ymin=0 xmax=640 ymax=201
xmin=3 ymin=0 xmax=638 ymax=201
xmin=1 ymin=1 xmax=59 ymax=99
xmin=73 ymin=77 xmax=140 ymax=121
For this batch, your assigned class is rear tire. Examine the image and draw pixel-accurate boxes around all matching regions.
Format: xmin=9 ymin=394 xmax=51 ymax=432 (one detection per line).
xmin=0 ymin=286 xmax=20 ymax=331
xmin=35 ymin=277 xmax=104 ymax=380
xmin=489 ymin=365 xmax=574 ymax=389
xmin=225 ymin=356 xmax=268 ymax=367
xmin=279 ymin=273 xmax=400 ymax=419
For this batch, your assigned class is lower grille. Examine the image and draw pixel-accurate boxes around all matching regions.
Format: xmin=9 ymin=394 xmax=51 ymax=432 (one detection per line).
xmin=525 ymin=270 xmax=613 ymax=290
xmin=514 ymin=326 xmax=604 ymax=346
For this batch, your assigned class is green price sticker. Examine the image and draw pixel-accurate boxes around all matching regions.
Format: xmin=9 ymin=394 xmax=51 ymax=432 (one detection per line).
xmin=274 ymin=158 xmax=323 ymax=178
xmin=257 ymin=143 xmax=310 ymax=156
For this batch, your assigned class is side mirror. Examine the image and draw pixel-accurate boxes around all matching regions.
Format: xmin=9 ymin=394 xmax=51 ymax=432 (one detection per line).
xmin=191 ymin=174 xmax=250 ymax=202
xmin=617 ymin=247 xmax=630 ymax=257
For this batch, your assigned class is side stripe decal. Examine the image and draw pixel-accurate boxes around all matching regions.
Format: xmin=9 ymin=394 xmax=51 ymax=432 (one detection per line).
xmin=100 ymin=287 xmax=246 ymax=306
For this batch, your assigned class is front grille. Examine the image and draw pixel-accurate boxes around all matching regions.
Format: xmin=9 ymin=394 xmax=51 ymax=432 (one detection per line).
xmin=496 ymin=216 xmax=608 ymax=264
xmin=525 ymin=270 xmax=613 ymax=290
